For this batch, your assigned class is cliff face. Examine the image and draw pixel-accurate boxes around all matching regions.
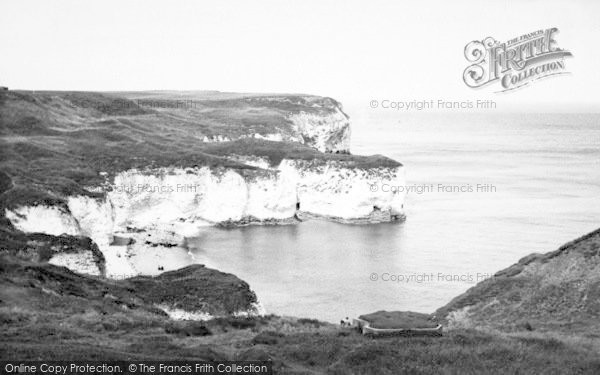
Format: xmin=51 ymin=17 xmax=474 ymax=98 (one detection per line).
xmin=287 ymin=107 xmax=351 ymax=153
xmin=117 ymin=92 xmax=351 ymax=153
xmin=0 ymin=226 xmax=106 ymax=276
xmin=199 ymin=99 xmax=351 ymax=154
xmin=6 ymin=160 xmax=405 ymax=277
xmin=436 ymin=228 xmax=600 ymax=335
xmin=0 ymin=90 xmax=404 ymax=278
xmin=279 ymin=160 xmax=404 ymax=221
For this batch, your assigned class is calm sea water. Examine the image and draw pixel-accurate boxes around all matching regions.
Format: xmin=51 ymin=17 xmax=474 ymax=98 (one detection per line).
xmin=187 ymin=112 xmax=600 ymax=322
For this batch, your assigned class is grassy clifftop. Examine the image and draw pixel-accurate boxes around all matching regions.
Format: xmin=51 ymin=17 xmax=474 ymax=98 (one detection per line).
xmin=0 ymin=251 xmax=257 ymax=324
xmin=436 ymin=228 xmax=600 ymax=336
xmin=0 ymin=90 xmax=397 ymax=209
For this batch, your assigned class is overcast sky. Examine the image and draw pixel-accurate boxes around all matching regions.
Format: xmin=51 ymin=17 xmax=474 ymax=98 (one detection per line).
xmin=1 ymin=0 xmax=599 ymax=112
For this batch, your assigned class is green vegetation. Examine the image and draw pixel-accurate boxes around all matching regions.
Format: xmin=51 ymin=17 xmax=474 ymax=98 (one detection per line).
xmin=1 ymin=253 xmax=599 ymax=374
xmin=359 ymin=310 xmax=439 ymax=329
xmin=2 ymin=90 xmax=600 ymax=372
xmin=0 ymin=90 xmax=397 ymax=209
xmin=128 ymin=264 xmax=257 ymax=316
xmin=436 ymin=228 xmax=600 ymax=337
xmin=203 ymin=139 xmax=400 ymax=168
xmin=3 ymin=226 xmax=600 ymax=373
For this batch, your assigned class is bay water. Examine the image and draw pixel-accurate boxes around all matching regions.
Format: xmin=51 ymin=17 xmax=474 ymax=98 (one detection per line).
xmin=187 ymin=112 xmax=600 ymax=322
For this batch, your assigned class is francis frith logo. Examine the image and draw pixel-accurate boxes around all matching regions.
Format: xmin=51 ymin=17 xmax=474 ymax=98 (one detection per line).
xmin=463 ymin=28 xmax=572 ymax=92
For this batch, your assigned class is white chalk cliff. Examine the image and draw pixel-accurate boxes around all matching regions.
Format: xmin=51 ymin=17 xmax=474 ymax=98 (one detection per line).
xmin=5 ymin=101 xmax=404 ymax=278
xmin=200 ymin=99 xmax=351 ymax=153
xmin=6 ymin=161 xmax=405 ymax=276
xmin=287 ymin=108 xmax=351 ymax=153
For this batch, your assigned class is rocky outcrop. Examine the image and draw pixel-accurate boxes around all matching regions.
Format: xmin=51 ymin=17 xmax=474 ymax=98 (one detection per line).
xmin=0 ymin=253 xmax=257 ymax=321
xmin=287 ymin=107 xmax=350 ymax=153
xmin=0 ymin=219 xmax=105 ymax=276
xmin=436 ymin=228 xmax=600 ymax=334
xmin=128 ymin=264 xmax=260 ymax=318
xmin=280 ymin=160 xmax=404 ymax=221
xmin=5 ymin=205 xmax=81 ymax=237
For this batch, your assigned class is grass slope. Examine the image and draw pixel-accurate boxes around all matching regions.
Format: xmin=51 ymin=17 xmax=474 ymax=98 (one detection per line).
xmin=436 ymin=228 xmax=600 ymax=336
xmin=1 ymin=254 xmax=599 ymax=374
xmin=0 ymin=90 xmax=397 ymax=209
